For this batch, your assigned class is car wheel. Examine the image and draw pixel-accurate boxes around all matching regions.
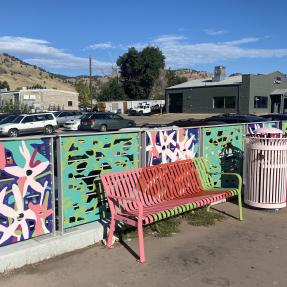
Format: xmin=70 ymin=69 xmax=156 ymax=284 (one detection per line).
xmin=8 ymin=128 xmax=19 ymax=137
xmin=44 ymin=125 xmax=54 ymax=135
xmin=139 ymin=111 xmax=143 ymax=116
xmin=99 ymin=124 xmax=107 ymax=132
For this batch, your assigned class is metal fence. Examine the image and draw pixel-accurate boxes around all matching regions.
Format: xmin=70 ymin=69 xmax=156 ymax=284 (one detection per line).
xmin=0 ymin=120 xmax=283 ymax=246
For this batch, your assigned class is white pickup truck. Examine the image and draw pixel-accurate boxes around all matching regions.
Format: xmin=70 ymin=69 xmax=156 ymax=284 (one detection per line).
xmin=128 ymin=103 xmax=152 ymax=116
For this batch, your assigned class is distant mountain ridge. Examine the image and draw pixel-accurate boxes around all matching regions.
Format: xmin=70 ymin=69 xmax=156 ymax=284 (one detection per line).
xmin=0 ymin=53 xmax=212 ymax=94
xmin=0 ymin=53 xmax=76 ymax=91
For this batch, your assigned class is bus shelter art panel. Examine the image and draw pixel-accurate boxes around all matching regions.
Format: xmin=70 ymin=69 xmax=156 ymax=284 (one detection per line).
xmin=60 ymin=132 xmax=140 ymax=229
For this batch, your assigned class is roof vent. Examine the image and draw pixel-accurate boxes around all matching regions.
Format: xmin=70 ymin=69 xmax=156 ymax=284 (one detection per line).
xmin=213 ymin=66 xmax=226 ymax=82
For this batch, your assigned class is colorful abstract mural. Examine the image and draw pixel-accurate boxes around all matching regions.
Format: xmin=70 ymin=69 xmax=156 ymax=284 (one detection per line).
xmin=281 ymin=121 xmax=287 ymax=134
xmin=60 ymin=132 xmax=139 ymax=229
xmin=264 ymin=121 xmax=280 ymax=129
xmin=0 ymin=138 xmax=53 ymax=247
xmin=145 ymin=128 xmax=199 ymax=166
xmin=247 ymin=122 xmax=264 ymax=134
xmin=202 ymin=125 xmax=244 ymax=187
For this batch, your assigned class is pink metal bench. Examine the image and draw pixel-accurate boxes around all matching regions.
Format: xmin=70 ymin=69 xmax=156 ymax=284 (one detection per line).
xmin=100 ymin=158 xmax=243 ymax=263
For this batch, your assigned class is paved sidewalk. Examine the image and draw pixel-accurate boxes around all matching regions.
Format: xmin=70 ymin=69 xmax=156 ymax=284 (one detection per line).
xmin=1 ymin=203 xmax=286 ymax=287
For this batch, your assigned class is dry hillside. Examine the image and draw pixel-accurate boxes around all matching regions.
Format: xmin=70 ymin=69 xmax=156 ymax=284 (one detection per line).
xmin=0 ymin=54 xmax=76 ymax=91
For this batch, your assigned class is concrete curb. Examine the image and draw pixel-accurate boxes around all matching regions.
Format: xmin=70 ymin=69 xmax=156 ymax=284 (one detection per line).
xmin=0 ymin=221 xmax=108 ymax=273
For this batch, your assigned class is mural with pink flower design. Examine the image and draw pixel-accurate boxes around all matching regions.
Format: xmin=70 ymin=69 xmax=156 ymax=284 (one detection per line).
xmin=0 ymin=139 xmax=53 ymax=247
xmin=145 ymin=128 xmax=199 ymax=166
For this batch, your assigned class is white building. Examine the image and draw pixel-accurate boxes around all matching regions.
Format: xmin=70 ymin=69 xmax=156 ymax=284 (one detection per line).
xmin=0 ymin=88 xmax=79 ymax=111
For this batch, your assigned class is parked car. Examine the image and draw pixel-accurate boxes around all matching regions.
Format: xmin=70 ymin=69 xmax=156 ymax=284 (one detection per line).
xmin=79 ymin=112 xmax=136 ymax=132
xmin=52 ymin=110 xmax=83 ymax=126
xmin=0 ymin=113 xmax=58 ymax=137
xmin=205 ymin=114 xmax=267 ymax=124
xmin=168 ymin=118 xmax=225 ymax=127
xmin=260 ymin=114 xmax=287 ymax=121
xmin=63 ymin=115 xmax=86 ymax=131
xmin=0 ymin=114 xmax=19 ymax=125
xmin=128 ymin=103 xmax=152 ymax=116
xmin=0 ymin=113 xmax=12 ymax=122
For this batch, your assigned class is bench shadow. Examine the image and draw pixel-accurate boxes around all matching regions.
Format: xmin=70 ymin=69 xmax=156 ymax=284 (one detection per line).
xmin=118 ymin=233 xmax=140 ymax=261
xmin=209 ymin=205 xmax=238 ymax=221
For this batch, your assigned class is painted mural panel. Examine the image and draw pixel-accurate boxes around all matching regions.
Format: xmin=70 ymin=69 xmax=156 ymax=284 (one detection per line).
xmin=202 ymin=125 xmax=244 ymax=187
xmin=247 ymin=122 xmax=264 ymax=135
xmin=281 ymin=121 xmax=287 ymax=134
xmin=0 ymin=139 xmax=53 ymax=247
xmin=60 ymin=133 xmax=139 ymax=229
xmin=264 ymin=121 xmax=279 ymax=129
xmin=145 ymin=128 xmax=199 ymax=166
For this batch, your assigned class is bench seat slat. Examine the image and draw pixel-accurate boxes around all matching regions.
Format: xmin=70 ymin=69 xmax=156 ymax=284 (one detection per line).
xmin=117 ymin=188 xmax=238 ymax=224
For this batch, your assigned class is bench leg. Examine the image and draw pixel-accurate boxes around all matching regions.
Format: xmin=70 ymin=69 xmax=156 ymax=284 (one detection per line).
xmin=238 ymin=193 xmax=243 ymax=221
xmin=137 ymin=220 xmax=145 ymax=263
xmin=107 ymin=215 xmax=116 ymax=248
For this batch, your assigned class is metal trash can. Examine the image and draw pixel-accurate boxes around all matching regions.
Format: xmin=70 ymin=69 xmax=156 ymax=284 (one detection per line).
xmin=245 ymin=127 xmax=287 ymax=209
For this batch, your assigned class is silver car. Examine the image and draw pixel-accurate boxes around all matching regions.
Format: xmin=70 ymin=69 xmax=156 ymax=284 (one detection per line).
xmin=53 ymin=110 xmax=83 ymax=126
xmin=79 ymin=112 xmax=136 ymax=132
xmin=0 ymin=113 xmax=58 ymax=137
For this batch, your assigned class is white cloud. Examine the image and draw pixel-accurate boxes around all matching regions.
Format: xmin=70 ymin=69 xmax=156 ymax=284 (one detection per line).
xmin=129 ymin=35 xmax=287 ymax=68
xmin=204 ymin=29 xmax=227 ymax=36
xmin=153 ymin=35 xmax=187 ymax=43
xmin=223 ymin=37 xmax=260 ymax=46
xmin=89 ymin=42 xmax=114 ymax=49
xmin=0 ymin=36 xmax=112 ymax=73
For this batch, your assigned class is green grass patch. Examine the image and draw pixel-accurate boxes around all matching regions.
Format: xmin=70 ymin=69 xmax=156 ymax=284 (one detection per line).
xmin=117 ymin=208 xmax=225 ymax=240
xmin=184 ymin=208 xmax=225 ymax=226
xmin=150 ymin=217 xmax=182 ymax=237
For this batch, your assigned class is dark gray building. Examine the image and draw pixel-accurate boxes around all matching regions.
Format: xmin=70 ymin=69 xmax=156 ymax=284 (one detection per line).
xmin=165 ymin=66 xmax=287 ymax=114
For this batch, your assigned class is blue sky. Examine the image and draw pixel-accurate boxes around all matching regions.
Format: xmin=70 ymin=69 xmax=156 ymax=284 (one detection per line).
xmin=1 ymin=0 xmax=287 ymax=76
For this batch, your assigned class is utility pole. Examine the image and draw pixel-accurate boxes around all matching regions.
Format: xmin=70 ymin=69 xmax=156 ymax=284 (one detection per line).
xmin=89 ymin=56 xmax=93 ymax=111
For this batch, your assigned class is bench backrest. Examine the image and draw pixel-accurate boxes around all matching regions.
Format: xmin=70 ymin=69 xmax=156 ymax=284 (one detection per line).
xmin=192 ymin=157 xmax=215 ymax=189
xmin=100 ymin=159 xmax=206 ymax=210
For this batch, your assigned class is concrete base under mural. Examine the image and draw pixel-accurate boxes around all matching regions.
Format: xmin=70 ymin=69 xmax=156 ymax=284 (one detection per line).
xmin=0 ymin=220 xmax=110 ymax=273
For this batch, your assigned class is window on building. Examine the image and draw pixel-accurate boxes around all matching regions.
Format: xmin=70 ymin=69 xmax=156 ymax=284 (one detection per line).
xmin=225 ymin=96 xmax=236 ymax=108
xmin=213 ymin=97 xmax=224 ymax=108
xmin=68 ymin=101 xmax=73 ymax=107
xmin=213 ymin=96 xmax=236 ymax=109
xmin=254 ymin=96 xmax=268 ymax=108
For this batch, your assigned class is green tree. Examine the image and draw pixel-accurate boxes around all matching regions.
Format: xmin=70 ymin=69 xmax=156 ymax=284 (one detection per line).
xmin=140 ymin=47 xmax=165 ymax=98
xmin=0 ymin=102 xmax=30 ymax=113
xmin=166 ymin=69 xmax=188 ymax=87
xmin=98 ymin=78 xmax=126 ymax=101
xmin=75 ymin=80 xmax=91 ymax=108
xmin=117 ymin=46 xmax=165 ymax=99
xmin=0 ymin=80 xmax=10 ymax=91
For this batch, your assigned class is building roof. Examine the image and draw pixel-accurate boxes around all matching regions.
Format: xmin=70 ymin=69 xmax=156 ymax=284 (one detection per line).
xmin=0 ymin=88 xmax=78 ymax=95
xmin=271 ymin=89 xmax=287 ymax=95
xmin=166 ymin=75 xmax=242 ymax=90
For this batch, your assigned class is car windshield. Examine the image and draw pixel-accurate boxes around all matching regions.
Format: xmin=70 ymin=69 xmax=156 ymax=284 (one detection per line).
xmin=11 ymin=115 xmax=25 ymax=123
xmin=0 ymin=115 xmax=18 ymax=124
xmin=53 ymin=112 xmax=62 ymax=117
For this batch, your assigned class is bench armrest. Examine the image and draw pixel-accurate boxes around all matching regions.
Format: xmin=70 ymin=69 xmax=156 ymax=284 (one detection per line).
xmin=221 ymin=173 xmax=242 ymax=190
xmin=207 ymin=172 xmax=242 ymax=190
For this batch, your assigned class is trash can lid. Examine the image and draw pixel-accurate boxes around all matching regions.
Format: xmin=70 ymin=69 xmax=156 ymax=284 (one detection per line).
xmin=254 ymin=127 xmax=283 ymax=135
